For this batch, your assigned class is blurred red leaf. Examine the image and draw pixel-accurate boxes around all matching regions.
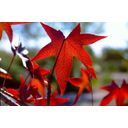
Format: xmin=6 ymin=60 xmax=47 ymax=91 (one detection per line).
xmin=0 ymin=22 xmax=30 ymax=43
xmin=32 ymin=22 xmax=106 ymax=96
xmin=19 ymin=75 xmax=30 ymax=101
xmin=6 ymin=75 xmax=31 ymax=102
xmin=30 ymin=78 xmax=45 ymax=98
xmin=99 ymin=80 xmax=128 ymax=106
xmin=36 ymin=91 xmax=70 ymax=106
xmin=6 ymin=88 xmax=20 ymax=100
xmin=27 ymin=61 xmax=53 ymax=99
xmin=0 ymin=68 xmax=13 ymax=80
xmin=68 ymin=67 xmax=92 ymax=105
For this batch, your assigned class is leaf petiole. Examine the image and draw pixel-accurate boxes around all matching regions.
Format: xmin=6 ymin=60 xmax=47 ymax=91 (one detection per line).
xmin=2 ymin=55 xmax=16 ymax=88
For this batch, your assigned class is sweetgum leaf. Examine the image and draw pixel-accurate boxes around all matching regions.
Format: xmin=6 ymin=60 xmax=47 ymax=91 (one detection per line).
xmin=68 ymin=67 xmax=92 ymax=105
xmin=36 ymin=91 xmax=70 ymax=106
xmin=32 ymin=22 xmax=107 ymax=96
xmin=0 ymin=22 xmax=30 ymax=43
xmin=99 ymin=80 xmax=128 ymax=106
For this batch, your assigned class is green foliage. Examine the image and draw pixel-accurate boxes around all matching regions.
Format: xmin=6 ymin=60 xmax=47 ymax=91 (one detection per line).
xmin=100 ymin=47 xmax=128 ymax=72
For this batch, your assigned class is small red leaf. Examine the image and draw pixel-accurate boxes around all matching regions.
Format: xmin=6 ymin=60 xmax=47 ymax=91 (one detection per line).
xmin=19 ymin=75 xmax=30 ymax=101
xmin=6 ymin=88 xmax=20 ymax=100
xmin=30 ymin=78 xmax=45 ymax=98
xmin=36 ymin=91 xmax=70 ymax=106
xmin=0 ymin=68 xmax=13 ymax=80
xmin=0 ymin=22 xmax=31 ymax=43
xmin=68 ymin=67 xmax=92 ymax=105
xmin=99 ymin=80 xmax=128 ymax=106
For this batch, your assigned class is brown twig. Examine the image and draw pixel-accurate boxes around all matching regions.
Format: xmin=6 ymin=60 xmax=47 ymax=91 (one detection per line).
xmin=90 ymin=83 xmax=93 ymax=106
xmin=2 ymin=55 xmax=15 ymax=88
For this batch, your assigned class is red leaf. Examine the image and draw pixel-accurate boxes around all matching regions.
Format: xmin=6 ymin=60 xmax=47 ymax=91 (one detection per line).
xmin=0 ymin=68 xmax=13 ymax=80
xmin=34 ymin=66 xmax=48 ymax=79
xmin=32 ymin=22 xmax=107 ymax=96
xmin=6 ymin=75 xmax=31 ymax=103
xmin=31 ymin=61 xmax=51 ymax=78
xmin=19 ymin=75 xmax=30 ymax=101
xmin=99 ymin=80 xmax=128 ymax=106
xmin=68 ymin=67 xmax=92 ymax=105
xmin=36 ymin=91 xmax=70 ymax=106
xmin=6 ymin=88 xmax=20 ymax=100
xmin=28 ymin=62 xmax=52 ymax=99
xmin=30 ymin=78 xmax=45 ymax=98
xmin=0 ymin=22 xmax=30 ymax=43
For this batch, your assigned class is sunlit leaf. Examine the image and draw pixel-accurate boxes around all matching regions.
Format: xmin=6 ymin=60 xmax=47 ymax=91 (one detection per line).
xmin=99 ymin=80 xmax=128 ymax=106
xmin=0 ymin=22 xmax=30 ymax=43
xmin=32 ymin=22 xmax=106 ymax=96
xmin=68 ymin=67 xmax=92 ymax=105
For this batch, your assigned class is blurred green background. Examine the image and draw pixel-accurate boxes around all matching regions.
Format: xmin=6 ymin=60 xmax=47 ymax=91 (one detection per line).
xmin=0 ymin=22 xmax=128 ymax=94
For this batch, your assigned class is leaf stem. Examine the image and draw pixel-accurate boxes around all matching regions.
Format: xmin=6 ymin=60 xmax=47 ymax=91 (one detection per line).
xmin=91 ymin=90 xmax=93 ymax=106
xmin=90 ymin=83 xmax=93 ymax=106
xmin=2 ymin=55 xmax=15 ymax=88
xmin=22 ymin=74 xmax=30 ymax=88
xmin=46 ymin=38 xmax=65 ymax=106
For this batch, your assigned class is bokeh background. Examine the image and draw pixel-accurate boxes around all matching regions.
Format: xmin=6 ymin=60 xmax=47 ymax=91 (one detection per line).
xmin=0 ymin=22 xmax=128 ymax=105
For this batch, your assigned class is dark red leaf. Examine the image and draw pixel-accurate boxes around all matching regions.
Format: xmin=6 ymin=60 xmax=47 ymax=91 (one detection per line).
xmin=19 ymin=75 xmax=30 ymax=101
xmin=36 ymin=91 xmax=70 ymax=106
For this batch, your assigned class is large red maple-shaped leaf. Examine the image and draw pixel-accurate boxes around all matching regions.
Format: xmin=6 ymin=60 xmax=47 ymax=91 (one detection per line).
xmin=0 ymin=22 xmax=30 ymax=43
xmin=35 ymin=91 xmax=70 ymax=106
xmin=68 ymin=67 xmax=92 ymax=105
xmin=32 ymin=22 xmax=107 ymax=96
xmin=99 ymin=80 xmax=128 ymax=106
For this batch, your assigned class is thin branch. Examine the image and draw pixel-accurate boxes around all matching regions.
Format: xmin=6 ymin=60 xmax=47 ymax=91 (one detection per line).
xmin=2 ymin=55 xmax=15 ymax=88
xmin=90 ymin=81 xmax=93 ymax=106
xmin=91 ymin=91 xmax=93 ymax=106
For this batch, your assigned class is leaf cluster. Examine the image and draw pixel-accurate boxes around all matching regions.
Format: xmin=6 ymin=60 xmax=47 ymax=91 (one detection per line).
xmin=0 ymin=22 xmax=128 ymax=106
